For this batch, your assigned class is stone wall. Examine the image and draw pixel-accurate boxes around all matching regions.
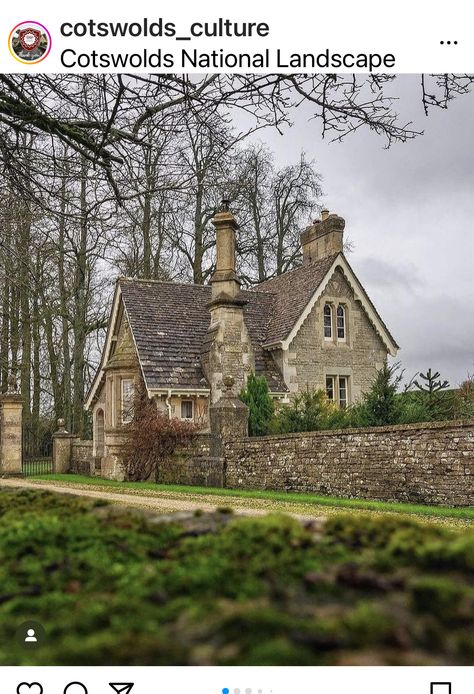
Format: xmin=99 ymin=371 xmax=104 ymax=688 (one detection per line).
xmin=224 ymin=420 xmax=474 ymax=506
xmin=70 ymin=439 xmax=94 ymax=476
xmin=157 ymin=434 xmax=224 ymax=487
xmin=158 ymin=455 xmax=224 ymax=487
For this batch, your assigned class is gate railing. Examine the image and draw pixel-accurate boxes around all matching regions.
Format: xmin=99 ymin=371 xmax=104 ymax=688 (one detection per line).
xmin=22 ymin=426 xmax=53 ymax=476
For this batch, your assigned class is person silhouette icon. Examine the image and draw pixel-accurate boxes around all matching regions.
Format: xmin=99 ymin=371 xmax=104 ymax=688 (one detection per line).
xmin=24 ymin=628 xmax=37 ymax=643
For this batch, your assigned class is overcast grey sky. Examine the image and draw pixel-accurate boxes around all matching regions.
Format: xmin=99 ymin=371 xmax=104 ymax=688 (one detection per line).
xmin=252 ymin=74 xmax=474 ymax=386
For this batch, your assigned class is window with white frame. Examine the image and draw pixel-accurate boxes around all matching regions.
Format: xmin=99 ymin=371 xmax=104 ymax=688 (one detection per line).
xmin=323 ymin=303 xmax=333 ymax=339
xmin=181 ymin=400 xmax=194 ymax=420
xmin=325 ymin=376 xmax=335 ymax=401
xmin=336 ymin=304 xmax=346 ymax=341
xmin=121 ymin=378 xmax=134 ymax=424
xmin=338 ymin=376 xmax=348 ymax=409
xmin=326 ymin=375 xmax=350 ymax=408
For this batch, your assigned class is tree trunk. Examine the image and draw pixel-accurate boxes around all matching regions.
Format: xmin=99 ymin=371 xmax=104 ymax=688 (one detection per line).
xmin=72 ymin=160 xmax=88 ymax=437
xmin=31 ymin=251 xmax=41 ymax=442
xmin=58 ymin=166 xmax=72 ymax=429
xmin=19 ymin=213 xmax=32 ymax=428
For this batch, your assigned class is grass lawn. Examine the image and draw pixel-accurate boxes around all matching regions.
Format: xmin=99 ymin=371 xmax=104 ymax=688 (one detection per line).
xmin=33 ymin=473 xmax=474 ymax=523
xmin=0 ymin=487 xmax=473 ymax=665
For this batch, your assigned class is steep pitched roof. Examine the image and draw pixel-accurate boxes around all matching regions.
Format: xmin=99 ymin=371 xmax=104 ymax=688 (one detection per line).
xmin=119 ymin=278 xmax=288 ymax=393
xmin=254 ymin=254 xmax=339 ymax=344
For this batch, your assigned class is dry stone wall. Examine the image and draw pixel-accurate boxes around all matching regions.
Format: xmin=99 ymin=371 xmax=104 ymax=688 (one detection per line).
xmin=70 ymin=439 xmax=94 ymax=475
xmin=224 ymin=420 xmax=474 ymax=506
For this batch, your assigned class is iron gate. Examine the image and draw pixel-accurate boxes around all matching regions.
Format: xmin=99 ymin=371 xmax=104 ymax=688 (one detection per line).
xmin=22 ymin=426 xmax=53 ymax=476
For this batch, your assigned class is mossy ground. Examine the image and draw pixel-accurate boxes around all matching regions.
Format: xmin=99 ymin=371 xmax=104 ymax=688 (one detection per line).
xmin=0 ymin=487 xmax=473 ymax=665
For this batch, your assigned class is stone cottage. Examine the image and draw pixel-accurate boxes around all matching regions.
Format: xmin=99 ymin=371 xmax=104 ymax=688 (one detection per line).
xmin=85 ymin=205 xmax=398 ymax=474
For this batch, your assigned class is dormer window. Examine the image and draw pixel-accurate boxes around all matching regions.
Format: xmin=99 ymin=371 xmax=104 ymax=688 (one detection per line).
xmin=324 ymin=304 xmax=333 ymax=339
xmin=337 ymin=305 xmax=346 ymax=341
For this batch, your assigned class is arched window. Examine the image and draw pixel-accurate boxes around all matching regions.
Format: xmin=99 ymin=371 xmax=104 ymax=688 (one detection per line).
xmin=95 ymin=408 xmax=105 ymax=458
xmin=337 ymin=305 xmax=346 ymax=341
xmin=121 ymin=378 xmax=135 ymax=424
xmin=323 ymin=304 xmax=332 ymax=339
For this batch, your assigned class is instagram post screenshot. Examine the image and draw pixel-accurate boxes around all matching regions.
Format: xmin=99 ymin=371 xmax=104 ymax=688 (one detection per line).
xmin=0 ymin=1 xmax=472 ymax=691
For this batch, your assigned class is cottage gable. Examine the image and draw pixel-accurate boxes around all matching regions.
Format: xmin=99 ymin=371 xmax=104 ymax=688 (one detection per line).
xmin=285 ymin=268 xmax=389 ymax=400
xmin=104 ymin=312 xmax=136 ymax=372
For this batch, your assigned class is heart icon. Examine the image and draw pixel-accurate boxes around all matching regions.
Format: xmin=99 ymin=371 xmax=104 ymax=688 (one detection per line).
xmin=17 ymin=684 xmax=43 ymax=694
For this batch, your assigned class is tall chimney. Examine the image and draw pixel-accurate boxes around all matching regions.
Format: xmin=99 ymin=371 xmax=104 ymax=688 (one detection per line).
xmin=300 ymin=211 xmax=345 ymax=265
xmin=210 ymin=200 xmax=241 ymax=301
xmin=202 ymin=201 xmax=253 ymax=403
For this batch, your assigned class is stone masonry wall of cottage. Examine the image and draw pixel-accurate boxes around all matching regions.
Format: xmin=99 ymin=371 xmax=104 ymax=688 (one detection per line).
xmin=224 ymin=420 xmax=474 ymax=506
xmin=284 ymin=268 xmax=388 ymax=401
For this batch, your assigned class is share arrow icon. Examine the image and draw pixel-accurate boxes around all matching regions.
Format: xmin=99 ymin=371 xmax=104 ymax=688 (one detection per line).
xmin=109 ymin=685 xmax=134 ymax=694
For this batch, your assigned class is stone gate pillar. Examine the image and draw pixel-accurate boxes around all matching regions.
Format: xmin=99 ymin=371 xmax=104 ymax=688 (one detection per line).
xmin=52 ymin=419 xmax=75 ymax=473
xmin=209 ymin=376 xmax=249 ymax=461
xmin=0 ymin=393 xmax=23 ymax=475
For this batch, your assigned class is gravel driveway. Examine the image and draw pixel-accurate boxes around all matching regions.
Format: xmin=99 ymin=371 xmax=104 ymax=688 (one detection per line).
xmin=0 ymin=477 xmax=325 ymax=520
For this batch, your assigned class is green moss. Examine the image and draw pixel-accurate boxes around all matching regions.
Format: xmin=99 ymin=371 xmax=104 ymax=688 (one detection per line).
xmin=0 ymin=488 xmax=472 ymax=665
xmin=410 ymin=577 xmax=474 ymax=623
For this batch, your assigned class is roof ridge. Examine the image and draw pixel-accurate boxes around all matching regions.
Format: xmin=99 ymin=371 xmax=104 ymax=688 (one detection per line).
xmin=254 ymin=253 xmax=341 ymax=291
xmin=119 ymin=276 xmax=211 ymax=289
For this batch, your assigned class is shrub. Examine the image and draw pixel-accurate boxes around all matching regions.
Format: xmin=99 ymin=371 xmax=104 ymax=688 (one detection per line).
xmin=454 ymin=375 xmax=474 ymax=418
xmin=351 ymin=362 xmax=404 ymax=427
xmin=269 ymin=388 xmax=348 ymax=434
xmin=395 ymin=391 xmax=432 ymax=424
xmin=123 ymin=384 xmax=197 ymax=481
xmin=239 ymin=372 xmax=274 ymax=436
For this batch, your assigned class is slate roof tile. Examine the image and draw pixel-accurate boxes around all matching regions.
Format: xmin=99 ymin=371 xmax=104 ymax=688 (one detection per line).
xmin=254 ymin=254 xmax=338 ymax=344
xmin=119 ymin=279 xmax=288 ymax=392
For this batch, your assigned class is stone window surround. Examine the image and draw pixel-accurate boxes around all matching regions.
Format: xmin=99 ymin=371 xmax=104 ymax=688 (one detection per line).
xmin=325 ymin=366 xmax=353 ymax=407
xmin=322 ymin=298 xmax=350 ymax=348
xmin=104 ymin=372 xmax=136 ymax=429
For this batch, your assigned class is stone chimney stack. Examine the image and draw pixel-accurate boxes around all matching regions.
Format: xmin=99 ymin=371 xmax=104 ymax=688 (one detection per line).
xmin=202 ymin=201 xmax=254 ymax=403
xmin=210 ymin=199 xmax=241 ymax=301
xmin=300 ymin=210 xmax=345 ymax=265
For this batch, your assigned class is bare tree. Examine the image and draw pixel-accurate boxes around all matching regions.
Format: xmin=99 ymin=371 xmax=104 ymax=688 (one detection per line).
xmin=236 ymin=146 xmax=322 ymax=282
xmin=1 ymin=73 xmax=473 ymax=205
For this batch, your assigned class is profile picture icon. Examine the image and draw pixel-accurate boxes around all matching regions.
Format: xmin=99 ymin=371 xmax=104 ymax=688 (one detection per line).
xmin=9 ymin=21 xmax=51 ymax=64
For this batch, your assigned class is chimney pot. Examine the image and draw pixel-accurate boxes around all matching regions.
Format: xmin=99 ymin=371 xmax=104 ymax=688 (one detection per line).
xmin=321 ymin=209 xmax=330 ymax=221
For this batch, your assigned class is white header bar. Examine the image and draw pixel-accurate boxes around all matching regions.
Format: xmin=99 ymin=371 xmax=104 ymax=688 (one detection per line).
xmin=0 ymin=0 xmax=471 ymax=73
